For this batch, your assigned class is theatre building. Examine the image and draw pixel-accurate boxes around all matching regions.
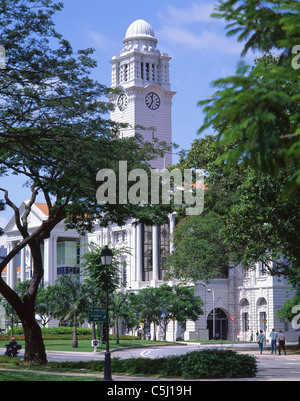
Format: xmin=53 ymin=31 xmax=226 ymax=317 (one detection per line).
xmin=2 ymin=20 xmax=298 ymax=342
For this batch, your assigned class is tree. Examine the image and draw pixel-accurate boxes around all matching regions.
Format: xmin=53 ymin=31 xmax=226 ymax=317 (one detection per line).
xmin=277 ymin=293 xmax=300 ymax=322
xmin=198 ymin=1 xmax=300 ymax=195
xmin=222 ymin=168 xmax=300 ymax=277
xmin=35 ymin=285 xmax=58 ymax=328
xmin=168 ymin=134 xmax=300 ymax=284
xmin=165 ymin=212 xmax=230 ymax=283
xmin=52 ymin=274 xmax=89 ymax=348
xmin=156 ymin=285 xmax=203 ymax=341
xmin=165 ymin=135 xmax=242 ymax=283
xmin=130 ymin=287 xmax=163 ymax=341
xmin=0 ymin=0 xmax=171 ymax=364
xmin=110 ymin=291 xmax=131 ymax=344
xmin=131 ymin=284 xmax=203 ymax=341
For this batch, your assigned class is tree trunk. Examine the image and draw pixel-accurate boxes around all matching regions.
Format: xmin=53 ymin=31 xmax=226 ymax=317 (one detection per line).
xmin=116 ymin=318 xmax=119 ymax=344
xmin=92 ymin=322 xmax=96 ymax=340
xmin=72 ymin=325 xmax=78 ymax=348
xmin=22 ymin=316 xmax=47 ymax=365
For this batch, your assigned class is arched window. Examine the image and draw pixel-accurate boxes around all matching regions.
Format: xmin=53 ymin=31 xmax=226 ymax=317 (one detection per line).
xmin=240 ymin=298 xmax=250 ymax=307
xmin=257 ymin=297 xmax=267 ymax=307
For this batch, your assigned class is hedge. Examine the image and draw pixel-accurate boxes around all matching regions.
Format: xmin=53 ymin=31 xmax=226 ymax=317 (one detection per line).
xmin=48 ymin=349 xmax=257 ymax=379
xmin=3 ymin=327 xmax=138 ymax=340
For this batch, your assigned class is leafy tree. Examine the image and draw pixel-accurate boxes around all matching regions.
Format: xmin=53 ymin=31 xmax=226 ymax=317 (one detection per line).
xmin=129 ymin=287 xmax=163 ymax=341
xmin=120 ymin=294 xmax=141 ymax=338
xmin=0 ymin=0 xmax=171 ymax=364
xmin=131 ymin=284 xmax=203 ymax=341
xmin=198 ymin=0 xmax=300 ymax=195
xmin=277 ymin=293 xmax=300 ymax=322
xmin=222 ymin=168 xmax=300 ymax=277
xmin=166 ymin=212 xmax=230 ymax=283
xmin=110 ymin=291 xmax=131 ymax=344
xmin=52 ymin=274 xmax=89 ymax=348
xmin=168 ymin=134 xmax=300 ymax=284
xmin=35 ymin=285 xmax=59 ymax=328
xmin=157 ymin=285 xmax=203 ymax=341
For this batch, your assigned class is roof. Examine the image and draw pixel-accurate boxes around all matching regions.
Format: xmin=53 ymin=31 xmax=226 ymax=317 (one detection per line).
xmin=34 ymin=203 xmax=49 ymax=216
xmin=125 ymin=19 xmax=156 ymax=40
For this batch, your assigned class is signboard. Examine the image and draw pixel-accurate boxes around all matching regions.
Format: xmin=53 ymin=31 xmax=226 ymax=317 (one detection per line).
xmin=89 ymin=307 xmax=106 ymax=322
xmin=91 ymin=339 xmax=99 ymax=348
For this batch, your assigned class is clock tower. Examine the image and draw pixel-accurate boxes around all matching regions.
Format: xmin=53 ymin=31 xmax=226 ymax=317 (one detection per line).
xmin=109 ymin=19 xmax=176 ymax=169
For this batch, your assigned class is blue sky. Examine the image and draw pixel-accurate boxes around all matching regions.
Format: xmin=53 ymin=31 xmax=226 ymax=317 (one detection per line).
xmin=0 ymin=0 xmax=258 ymax=229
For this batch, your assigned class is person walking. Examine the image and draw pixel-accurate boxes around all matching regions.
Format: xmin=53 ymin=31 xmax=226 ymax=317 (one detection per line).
xmin=278 ymin=330 xmax=287 ymax=355
xmin=257 ymin=330 xmax=265 ymax=354
xmin=269 ymin=329 xmax=278 ymax=354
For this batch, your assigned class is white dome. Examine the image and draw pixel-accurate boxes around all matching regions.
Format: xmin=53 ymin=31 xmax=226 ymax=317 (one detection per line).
xmin=125 ymin=19 xmax=156 ymax=40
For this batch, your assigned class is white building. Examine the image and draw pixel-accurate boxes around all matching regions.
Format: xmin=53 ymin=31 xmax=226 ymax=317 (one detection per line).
xmin=2 ymin=20 xmax=298 ymax=342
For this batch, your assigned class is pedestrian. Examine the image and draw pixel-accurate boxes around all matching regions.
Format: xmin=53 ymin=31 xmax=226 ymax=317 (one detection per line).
xmin=257 ymin=330 xmax=265 ymax=354
xmin=269 ymin=329 xmax=278 ymax=354
xmin=278 ymin=330 xmax=286 ymax=355
xmin=250 ymin=331 xmax=254 ymax=342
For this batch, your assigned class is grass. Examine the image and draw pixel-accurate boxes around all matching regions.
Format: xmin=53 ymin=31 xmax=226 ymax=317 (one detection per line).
xmin=1 ymin=338 xmax=169 ymax=353
xmin=0 ymin=370 xmax=101 ymax=381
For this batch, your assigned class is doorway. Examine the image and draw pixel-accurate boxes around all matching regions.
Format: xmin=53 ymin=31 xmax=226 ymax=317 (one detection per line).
xmin=207 ymin=308 xmax=228 ymax=340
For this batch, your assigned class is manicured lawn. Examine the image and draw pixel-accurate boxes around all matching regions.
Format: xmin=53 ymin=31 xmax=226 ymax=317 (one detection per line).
xmin=44 ymin=338 xmax=168 ymax=352
xmin=0 ymin=370 xmax=101 ymax=381
xmin=1 ymin=338 xmax=169 ymax=353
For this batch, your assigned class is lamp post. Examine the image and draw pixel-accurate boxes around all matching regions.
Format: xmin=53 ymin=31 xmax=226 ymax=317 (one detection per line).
xmin=100 ymin=245 xmax=113 ymax=381
xmin=207 ymin=289 xmax=215 ymax=340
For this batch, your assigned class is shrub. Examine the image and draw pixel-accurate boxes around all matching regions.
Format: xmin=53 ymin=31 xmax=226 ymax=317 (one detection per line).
xmin=38 ymin=350 xmax=257 ymax=379
xmin=174 ymin=350 xmax=257 ymax=379
xmin=113 ymin=350 xmax=257 ymax=379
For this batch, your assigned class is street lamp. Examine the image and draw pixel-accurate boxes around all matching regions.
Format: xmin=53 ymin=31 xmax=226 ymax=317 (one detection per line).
xmin=100 ymin=245 xmax=113 ymax=381
xmin=207 ymin=289 xmax=215 ymax=340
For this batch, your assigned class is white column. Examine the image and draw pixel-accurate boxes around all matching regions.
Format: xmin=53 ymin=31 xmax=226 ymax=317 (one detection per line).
xmin=52 ymin=236 xmax=57 ymax=284
xmin=43 ymin=238 xmax=52 ymax=286
xmin=136 ymin=224 xmax=143 ymax=283
xmin=126 ymin=228 xmax=132 ymax=286
xmin=7 ymin=242 xmax=17 ymax=289
xmin=6 ymin=242 xmax=12 ymax=287
xmin=169 ymin=213 xmax=176 ymax=252
xmin=20 ymin=247 xmax=26 ymax=282
xmin=152 ymin=226 xmax=159 ymax=280
xmin=131 ymin=225 xmax=137 ymax=283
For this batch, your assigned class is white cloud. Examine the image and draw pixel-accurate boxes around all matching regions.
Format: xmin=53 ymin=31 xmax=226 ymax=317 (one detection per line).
xmin=157 ymin=2 xmax=243 ymax=56
xmin=159 ymin=3 xmax=217 ymax=25
xmin=157 ymin=26 xmax=243 ymax=55
xmin=85 ymin=29 xmax=113 ymax=50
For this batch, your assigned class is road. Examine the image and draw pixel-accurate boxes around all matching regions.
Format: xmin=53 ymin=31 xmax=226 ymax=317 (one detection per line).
xmin=3 ymin=344 xmax=300 ymax=381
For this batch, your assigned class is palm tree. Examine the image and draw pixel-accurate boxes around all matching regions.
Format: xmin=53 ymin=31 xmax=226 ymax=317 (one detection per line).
xmin=53 ymin=275 xmax=89 ymax=348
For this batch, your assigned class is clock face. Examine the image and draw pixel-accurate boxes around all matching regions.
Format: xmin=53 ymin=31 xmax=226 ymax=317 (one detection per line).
xmin=145 ymin=92 xmax=160 ymax=110
xmin=117 ymin=93 xmax=128 ymax=112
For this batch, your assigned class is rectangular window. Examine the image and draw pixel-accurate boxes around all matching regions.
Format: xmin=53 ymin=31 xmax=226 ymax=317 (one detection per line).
xmin=142 ymin=225 xmax=153 ymax=281
xmin=158 ymin=221 xmax=170 ymax=280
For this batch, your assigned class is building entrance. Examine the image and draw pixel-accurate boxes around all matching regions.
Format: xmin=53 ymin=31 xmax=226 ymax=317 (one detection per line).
xmin=207 ymin=308 xmax=228 ymax=340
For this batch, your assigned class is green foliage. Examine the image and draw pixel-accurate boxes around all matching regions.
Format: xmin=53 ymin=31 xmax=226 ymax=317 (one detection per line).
xmin=171 ymin=134 xmax=300 ymax=285
xmin=199 ymin=1 xmax=300 ymax=195
xmin=48 ymin=350 xmax=257 ymax=379
xmin=277 ymin=294 xmax=300 ymax=321
xmin=130 ymin=284 xmax=203 ymax=340
xmin=166 ymin=212 xmax=229 ymax=282
xmin=81 ymin=244 xmax=128 ymax=294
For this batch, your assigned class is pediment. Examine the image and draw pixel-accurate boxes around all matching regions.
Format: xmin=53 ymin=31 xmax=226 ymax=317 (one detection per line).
xmin=4 ymin=202 xmax=48 ymax=234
